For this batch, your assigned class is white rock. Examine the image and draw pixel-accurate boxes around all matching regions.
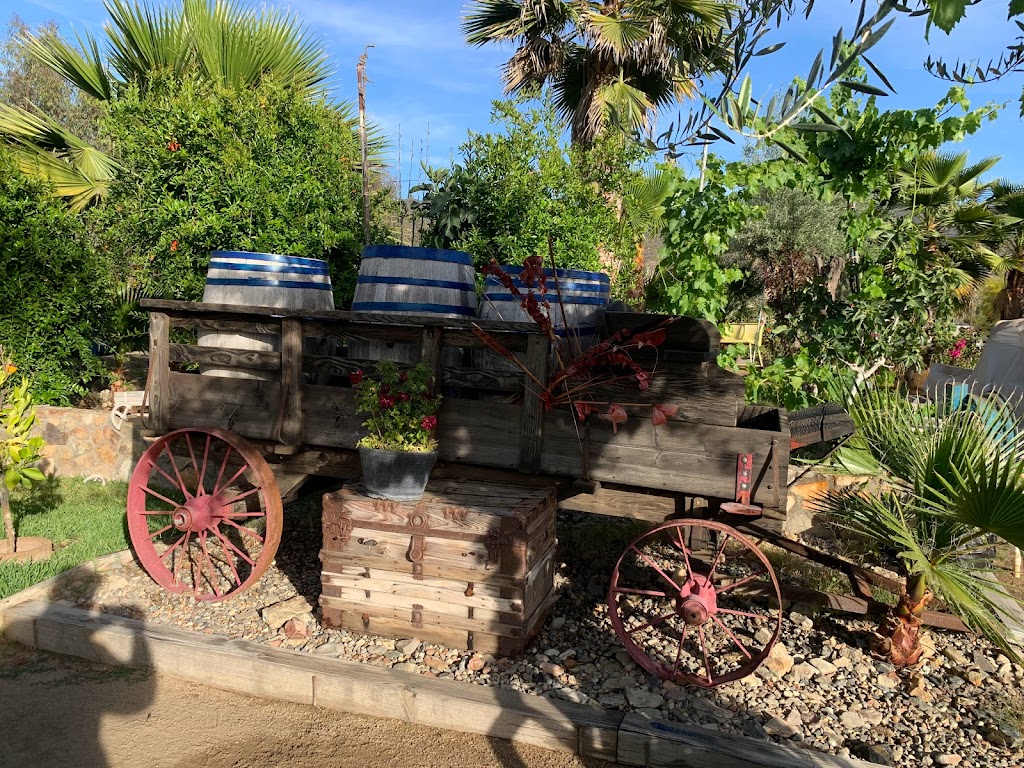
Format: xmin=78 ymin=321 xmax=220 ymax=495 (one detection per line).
xmin=625 ymin=687 xmax=665 ymax=709
xmin=260 ymin=595 xmax=314 ymax=630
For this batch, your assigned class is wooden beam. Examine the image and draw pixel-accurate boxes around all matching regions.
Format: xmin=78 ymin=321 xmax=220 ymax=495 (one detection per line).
xmin=419 ymin=326 xmax=443 ymax=391
xmin=518 ymin=334 xmax=549 ymax=474
xmin=277 ymin=318 xmax=304 ymax=446
xmin=169 ymin=343 xmax=280 ymax=371
xmin=148 ymin=312 xmax=170 ymax=433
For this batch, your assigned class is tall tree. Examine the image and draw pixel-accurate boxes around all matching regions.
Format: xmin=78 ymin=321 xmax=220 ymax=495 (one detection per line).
xmin=892 ymin=150 xmax=1011 ymax=299
xmin=463 ymin=0 xmax=730 ymax=145
xmin=0 ymin=0 xmax=333 ymax=209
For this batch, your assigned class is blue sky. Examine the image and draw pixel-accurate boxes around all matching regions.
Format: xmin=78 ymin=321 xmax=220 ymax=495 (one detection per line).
xmin=6 ymin=0 xmax=1023 ymax=186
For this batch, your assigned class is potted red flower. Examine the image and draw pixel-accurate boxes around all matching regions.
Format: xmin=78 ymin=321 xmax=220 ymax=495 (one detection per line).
xmin=351 ymin=361 xmax=441 ymax=501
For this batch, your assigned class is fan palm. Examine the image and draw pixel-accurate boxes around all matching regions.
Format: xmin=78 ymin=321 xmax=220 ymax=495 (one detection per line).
xmin=816 ymin=381 xmax=1024 ymax=665
xmin=892 ymin=150 xmax=1013 ymax=299
xmin=988 ymin=180 xmax=1024 ymax=320
xmin=463 ymin=0 xmax=730 ymax=145
xmin=0 ymin=0 xmax=333 ymax=208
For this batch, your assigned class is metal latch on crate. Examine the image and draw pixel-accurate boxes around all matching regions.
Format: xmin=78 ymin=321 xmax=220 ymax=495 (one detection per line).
xmin=407 ymin=506 xmax=429 ymax=580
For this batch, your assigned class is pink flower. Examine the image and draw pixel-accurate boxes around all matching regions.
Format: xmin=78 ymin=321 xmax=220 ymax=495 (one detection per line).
xmin=608 ymin=404 xmax=628 ymax=433
xmin=651 ymin=404 xmax=678 ymax=427
xmin=349 ymin=370 xmax=364 ymax=385
xmin=378 ymin=395 xmax=395 ymax=409
xmin=421 ymin=415 xmax=438 ymax=430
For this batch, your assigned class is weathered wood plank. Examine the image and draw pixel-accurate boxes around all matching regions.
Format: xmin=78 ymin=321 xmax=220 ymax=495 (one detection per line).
xmin=149 ymin=312 xmax=170 ymax=433
xmin=166 ymin=372 xmax=278 ymax=439
xmin=558 ymin=487 xmax=675 ymax=523
xmin=278 ymin=318 xmax=303 ymax=446
xmin=616 ymin=713 xmax=874 ymax=768
xmin=168 ymin=343 xmax=281 ymax=370
xmin=518 ymin=334 xmax=549 ymax=473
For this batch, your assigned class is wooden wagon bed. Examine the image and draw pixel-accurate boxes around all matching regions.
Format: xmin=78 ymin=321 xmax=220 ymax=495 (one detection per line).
xmin=142 ymin=299 xmax=790 ymax=530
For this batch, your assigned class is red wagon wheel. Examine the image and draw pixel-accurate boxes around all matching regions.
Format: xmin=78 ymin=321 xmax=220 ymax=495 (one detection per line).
xmin=608 ymin=519 xmax=782 ymax=688
xmin=127 ymin=428 xmax=283 ymax=602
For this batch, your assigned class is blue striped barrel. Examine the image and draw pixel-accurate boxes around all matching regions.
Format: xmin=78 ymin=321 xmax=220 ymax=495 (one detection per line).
xmin=198 ymin=251 xmax=335 ymax=378
xmin=348 ymin=245 xmax=477 ymax=364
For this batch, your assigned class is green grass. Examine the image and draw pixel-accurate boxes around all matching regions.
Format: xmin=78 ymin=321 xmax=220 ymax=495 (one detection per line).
xmin=0 ymin=478 xmax=129 ymax=600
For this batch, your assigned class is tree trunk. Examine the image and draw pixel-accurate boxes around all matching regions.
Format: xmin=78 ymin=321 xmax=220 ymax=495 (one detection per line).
xmin=1 ymin=485 xmax=15 ymax=551
xmin=875 ymin=573 xmax=930 ymax=666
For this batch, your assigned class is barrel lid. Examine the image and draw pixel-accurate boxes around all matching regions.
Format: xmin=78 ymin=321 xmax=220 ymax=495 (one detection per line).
xmin=362 ymin=245 xmax=473 ymax=266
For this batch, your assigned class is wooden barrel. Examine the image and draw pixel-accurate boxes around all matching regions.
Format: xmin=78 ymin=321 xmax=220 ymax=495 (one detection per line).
xmin=348 ymin=245 xmax=477 ymax=365
xmin=198 ymin=250 xmax=334 ymax=379
xmin=477 ymin=267 xmax=610 ymax=371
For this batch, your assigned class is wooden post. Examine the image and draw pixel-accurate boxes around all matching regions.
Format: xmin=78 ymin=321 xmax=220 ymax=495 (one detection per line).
xmin=518 ymin=334 xmax=549 ymax=473
xmin=148 ymin=312 xmax=170 ymax=433
xmin=278 ymin=318 xmax=304 ymax=446
xmin=419 ymin=326 xmax=443 ymax=392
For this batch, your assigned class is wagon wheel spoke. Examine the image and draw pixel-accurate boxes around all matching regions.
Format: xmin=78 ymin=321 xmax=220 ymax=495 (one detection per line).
xmin=613 ymin=587 xmax=669 ymax=599
xmin=626 ymin=611 xmax=676 ymax=636
xmin=711 ymin=614 xmax=753 ymax=659
xmin=162 ymin=441 xmax=194 ymax=500
xmin=629 ymin=544 xmax=682 ymax=593
xmin=184 ymin=433 xmax=205 ymax=496
xmin=141 ymin=484 xmax=181 ymax=509
xmin=671 ymin=625 xmax=689 ymax=676
xmin=698 ymin=625 xmax=713 ymax=686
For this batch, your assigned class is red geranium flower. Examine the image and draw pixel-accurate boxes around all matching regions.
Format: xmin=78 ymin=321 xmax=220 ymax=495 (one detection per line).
xmin=349 ymin=370 xmax=364 ymax=385
xmin=170 ymin=239 xmax=179 ymax=252
xmin=421 ymin=415 xmax=438 ymax=430
xmin=378 ymin=395 xmax=395 ymax=409
xmin=396 ymin=392 xmax=410 ymax=402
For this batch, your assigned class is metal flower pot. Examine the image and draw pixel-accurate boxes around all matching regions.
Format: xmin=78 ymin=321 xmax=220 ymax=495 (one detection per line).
xmin=358 ymin=447 xmax=437 ymax=501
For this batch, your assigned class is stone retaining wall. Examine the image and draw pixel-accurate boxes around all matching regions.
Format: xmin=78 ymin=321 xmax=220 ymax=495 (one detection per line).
xmin=31 ymin=406 xmax=147 ymax=483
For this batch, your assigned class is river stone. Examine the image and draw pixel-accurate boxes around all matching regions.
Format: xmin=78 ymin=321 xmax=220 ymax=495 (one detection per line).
xmin=764 ymin=642 xmax=794 ymax=677
xmin=763 ymin=716 xmax=800 ymax=738
xmin=625 ymin=687 xmax=664 ymax=709
xmin=261 ymin=595 xmax=314 ymax=630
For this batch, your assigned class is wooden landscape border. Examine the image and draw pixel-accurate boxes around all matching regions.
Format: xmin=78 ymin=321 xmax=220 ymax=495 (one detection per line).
xmin=2 ymin=579 xmax=872 ymax=768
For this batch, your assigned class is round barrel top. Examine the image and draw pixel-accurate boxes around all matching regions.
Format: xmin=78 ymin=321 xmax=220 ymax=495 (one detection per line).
xmin=210 ymin=250 xmax=329 ymax=271
xmin=362 ymin=245 xmax=473 ymax=266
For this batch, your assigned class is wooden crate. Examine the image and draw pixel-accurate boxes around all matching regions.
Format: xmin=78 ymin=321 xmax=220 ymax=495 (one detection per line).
xmin=320 ymin=480 xmax=559 ymax=656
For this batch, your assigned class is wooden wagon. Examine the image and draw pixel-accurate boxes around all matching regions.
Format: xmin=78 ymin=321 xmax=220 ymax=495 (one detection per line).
xmin=129 ymin=298 xmax=872 ymax=686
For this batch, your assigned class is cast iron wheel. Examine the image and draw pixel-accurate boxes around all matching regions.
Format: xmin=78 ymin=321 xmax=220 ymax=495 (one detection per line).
xmin=126 ymin=428 xmax=282 ymax=601
xmin=608 ymin=519 xmax=783 ymax=687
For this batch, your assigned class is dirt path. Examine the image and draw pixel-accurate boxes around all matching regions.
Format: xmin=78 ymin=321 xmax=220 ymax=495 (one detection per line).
xmin=1 ymin=641 xmax=615 ymax=768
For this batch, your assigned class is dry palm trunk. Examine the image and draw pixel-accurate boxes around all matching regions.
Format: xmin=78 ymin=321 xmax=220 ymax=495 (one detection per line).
xmin=874 ymin=574 xmax=931 ymax=666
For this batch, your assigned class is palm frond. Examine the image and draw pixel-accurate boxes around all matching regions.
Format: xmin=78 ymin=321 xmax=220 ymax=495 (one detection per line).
xmin=104 ymin=0 xmax=193 ymax=88
xmin=21 ymin=26 xmax=112 ymax=101
xmin=585 ymin=12 xmax=651 ymax=58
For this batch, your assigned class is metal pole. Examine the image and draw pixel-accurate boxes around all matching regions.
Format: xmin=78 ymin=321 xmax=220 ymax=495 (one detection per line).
xmin=357 ymin=45 xmax=374 ymax=247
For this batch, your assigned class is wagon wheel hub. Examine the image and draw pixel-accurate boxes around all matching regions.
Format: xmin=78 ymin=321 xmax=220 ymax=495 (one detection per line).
xmin=172 ymin=496 xmax=221 ymax=532
xmin=676 ymin=575 xmax=717 ymax=626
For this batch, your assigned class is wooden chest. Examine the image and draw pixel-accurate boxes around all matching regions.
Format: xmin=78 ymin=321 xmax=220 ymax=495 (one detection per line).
xmin=319 ymin=480 xmax=559 ymax=656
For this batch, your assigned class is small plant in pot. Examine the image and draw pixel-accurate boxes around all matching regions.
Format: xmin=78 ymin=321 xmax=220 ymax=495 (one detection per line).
xmin=352 ymin=361 xmax=441 ymax=501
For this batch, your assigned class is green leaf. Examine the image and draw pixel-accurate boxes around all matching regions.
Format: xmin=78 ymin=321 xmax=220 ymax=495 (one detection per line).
xmin=1012 ymin=0 xmax=1024 ymax=17
xmin=927 ymin=0 xmax=969 ymax=33
xmin=21 ymin=467 xmax=46 ymax=482
xmin=4 ymin=469 xmax=20 ymax=491
xmin=837 ymin=80 xmax=889 ymax=96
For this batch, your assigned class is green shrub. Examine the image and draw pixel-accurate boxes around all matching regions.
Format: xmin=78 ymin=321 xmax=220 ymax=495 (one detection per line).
xmin=90 ymin=75 xmax=372 ymax=306
xmin=0 ymin=149 xmax=108 ymax=404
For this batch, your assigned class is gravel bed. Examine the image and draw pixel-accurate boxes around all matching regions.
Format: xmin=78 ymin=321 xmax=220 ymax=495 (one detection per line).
xmin=49 ymin=510 xmax=1024 ymax=768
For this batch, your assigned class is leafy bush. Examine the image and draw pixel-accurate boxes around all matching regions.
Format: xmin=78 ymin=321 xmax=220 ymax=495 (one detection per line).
xmin=0 ymin=149 xmax=108 ymax=403
xmin=415 ymin=97 xmax=648 ymax=296
xmin=90 ymin=75 xmax=374 ymax=306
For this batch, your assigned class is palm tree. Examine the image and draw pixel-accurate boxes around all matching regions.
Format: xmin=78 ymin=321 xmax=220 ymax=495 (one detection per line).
xmin=463 ymin=0 xmax=729 ymax=145
xmin=988 ymin=180 xmax=1024 ymax=320
xmin=892 ymin=150 xmax=1012 ymax=299
xmin=0 ymin=0 xmax=332 ymax=209
xmin=816 ymin=381 xmax=1024 ymax=665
